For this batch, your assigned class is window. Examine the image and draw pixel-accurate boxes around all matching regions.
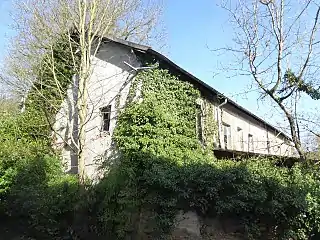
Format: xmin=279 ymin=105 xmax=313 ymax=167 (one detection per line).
xmin=267 ymin=140 xmax=270 ymax=154
xmin=101 ymin=105 xmax=111 ymax=132
xmin=248 ymin=134 xmax=254 ymax=152
xmin=223 ymin=124 xmax=231 ymax=149
xmin=237 ymin=127 xmax=244 ymax=151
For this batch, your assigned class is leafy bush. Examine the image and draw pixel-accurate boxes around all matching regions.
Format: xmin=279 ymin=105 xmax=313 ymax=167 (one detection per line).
xmin=143 ymin=158 xmax=320 ymax=239
xmin=96 ymin=153 xmax=320 ymax=239
xmin=0 ymin=112 xmax=80 ymax=238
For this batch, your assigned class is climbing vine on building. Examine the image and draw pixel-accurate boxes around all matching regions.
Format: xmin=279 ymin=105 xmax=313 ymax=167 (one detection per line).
xmin=202 ymin=99 xmax=218 ymax=149
xmin=25 ymin=36 xmax=79 ymax=138
xmin=114 ymin=67 xmax=217 ymax=164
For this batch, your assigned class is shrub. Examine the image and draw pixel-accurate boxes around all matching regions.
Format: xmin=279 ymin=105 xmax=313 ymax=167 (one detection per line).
xmin=96 ymin=154 xmax=320 ymax=239
xmin=144 ymin=158 xmax=320 ymax=239
xmin=0 ymin=112 xmax=80 ymax=238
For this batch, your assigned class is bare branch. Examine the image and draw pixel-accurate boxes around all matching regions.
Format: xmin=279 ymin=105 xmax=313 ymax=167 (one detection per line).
xmin=298 ymin=6 xmax=320 ymax=79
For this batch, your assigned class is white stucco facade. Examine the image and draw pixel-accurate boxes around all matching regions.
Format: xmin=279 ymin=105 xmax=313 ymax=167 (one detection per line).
xmin=215 ymin=103 xmax=294 ymax=156
xmin=53 ymin=42 xmax=140 ymax=180
xmin=53 ymin=40 xmax=296 ymax=180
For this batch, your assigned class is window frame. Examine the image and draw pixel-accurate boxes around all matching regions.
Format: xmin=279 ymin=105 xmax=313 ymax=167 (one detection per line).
xmin=267 ymin=140 xmax=270 ymax=154
xmin=223 ymin=123 xmax=231 ymax=149
xmin=196 ymin=104 xmax=203 ymax=143
xmin=248 ymin=134 xmax=254 ymax=152
xmin=100 ymin=105 xmax=112 ymax=132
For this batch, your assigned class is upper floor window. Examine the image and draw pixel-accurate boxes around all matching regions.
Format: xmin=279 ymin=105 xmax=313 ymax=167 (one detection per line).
xmin=248 ymin=134 xmax=254 ymax=152
xmin=223 ymin=123 xmax=231 ymax=149
xmin=237 ymin=127 xmax=244 ymax=151
xmin=101 ymin=105 xmax=111 ymax=132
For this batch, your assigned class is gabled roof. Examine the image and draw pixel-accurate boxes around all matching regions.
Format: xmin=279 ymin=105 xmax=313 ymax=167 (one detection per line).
xmin=104 ymin=36 xmax=292 ymax=141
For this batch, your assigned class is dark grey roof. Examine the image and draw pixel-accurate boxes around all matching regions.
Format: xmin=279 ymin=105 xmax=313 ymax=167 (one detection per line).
xmin=104 ymin=36 xmax=292 ymax=141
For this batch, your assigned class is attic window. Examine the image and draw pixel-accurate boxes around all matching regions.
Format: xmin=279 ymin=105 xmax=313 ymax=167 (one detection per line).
xmin=101 ymin=105 xmax=111 ymax=132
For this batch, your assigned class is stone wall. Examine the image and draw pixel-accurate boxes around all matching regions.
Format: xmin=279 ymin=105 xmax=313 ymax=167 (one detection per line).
xmin=134 ymin=210 xmax=244 ymax=240
xmin=172 ymin=211 xmax=243 ymax=240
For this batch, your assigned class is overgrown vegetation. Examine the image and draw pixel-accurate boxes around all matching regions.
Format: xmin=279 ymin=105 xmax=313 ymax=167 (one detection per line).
xmin=1 ymin=67 xmax=320 ymax=239
xmin=0 ymin=110 xmax=80 ymax=239
xmin=95 ymin=68 xmax=320 ymax=239
xmin=26 ymin=36 xmax=77 ymax=117
xmin=96 ymin=68 xmax=216 ymax=238
xmin=0 ymin=37 xmax=82 ymax=239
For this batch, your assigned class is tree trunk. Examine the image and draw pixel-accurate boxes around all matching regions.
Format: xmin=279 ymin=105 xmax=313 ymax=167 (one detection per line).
xmin=276 ymin=99 xmax=305 ymax=160
xmin=77 ymin=73 xmax=88 ymax=184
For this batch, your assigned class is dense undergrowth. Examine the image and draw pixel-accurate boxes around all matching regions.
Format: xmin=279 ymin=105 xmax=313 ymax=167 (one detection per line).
xmin=1 ymin=68 xmax=320 ymax=239
xmin=0 ymin=109 xmax=81 ymax=239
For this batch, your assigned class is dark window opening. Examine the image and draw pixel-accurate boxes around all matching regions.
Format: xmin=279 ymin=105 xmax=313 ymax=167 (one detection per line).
xmin=101 ymin=105 xmax=111 ymax=132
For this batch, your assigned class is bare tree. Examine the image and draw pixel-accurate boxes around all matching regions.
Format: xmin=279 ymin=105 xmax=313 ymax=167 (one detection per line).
xmin=2 ymin=0 xmax=163 ymax=182
xmin=218 ymin=0 xmax=320 ymax=159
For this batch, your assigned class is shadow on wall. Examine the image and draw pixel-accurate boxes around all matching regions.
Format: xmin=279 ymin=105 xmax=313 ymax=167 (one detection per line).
xmin=58 ymin=41 xmax=139 ymax=176
xmin=95 ymin=41 xmax=139 ymax=73
xmin=61 ymin=71 xmax=135 ymax=176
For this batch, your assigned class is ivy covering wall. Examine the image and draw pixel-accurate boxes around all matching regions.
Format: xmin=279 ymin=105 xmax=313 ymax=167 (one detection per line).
xmin=24 ymin=36 xmax=79 ymax=140
xmin=96 ymin=67 xmax=218 ymax=238
xmin=115 ymin=67 xmax=217 ymax=164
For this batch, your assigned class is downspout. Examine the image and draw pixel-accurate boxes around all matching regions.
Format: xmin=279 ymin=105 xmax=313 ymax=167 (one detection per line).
xmin=217 ymin=98 xmax=227 ymax=149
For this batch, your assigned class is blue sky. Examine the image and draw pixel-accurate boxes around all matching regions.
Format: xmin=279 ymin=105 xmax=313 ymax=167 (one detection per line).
xmin=0 ymin=0 xmax=14 ymax=62
xmin=163 ymin=0 xmax=274 ymax=120
xmin=0 ymin=0 xmax=314 ymax=129
xmin=162 ymin=0 xmax=318 ymax=134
